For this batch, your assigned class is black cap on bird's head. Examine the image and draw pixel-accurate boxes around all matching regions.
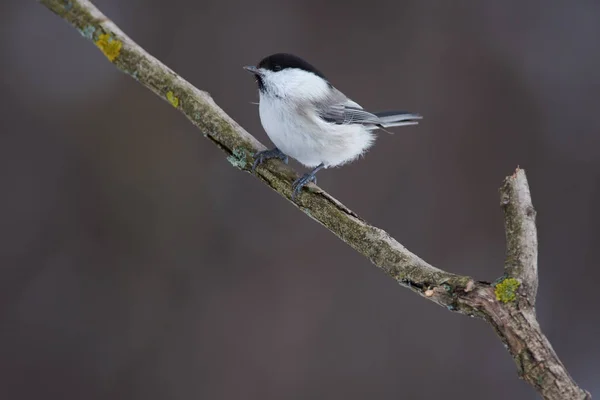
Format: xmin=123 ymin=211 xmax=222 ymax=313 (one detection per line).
xmin=257 ymin=53 xmax=326 ymax=78
xmin=243 ymin=53 xmax=328 ymax=91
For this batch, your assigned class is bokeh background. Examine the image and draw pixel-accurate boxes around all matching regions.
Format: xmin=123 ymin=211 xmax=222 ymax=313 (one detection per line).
xmin=1 ymin=1 xmax=599 ymax=399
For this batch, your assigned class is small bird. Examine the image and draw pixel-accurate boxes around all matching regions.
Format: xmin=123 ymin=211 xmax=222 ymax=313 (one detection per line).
xmin=244 ymin=53 xmax=421 ymax=199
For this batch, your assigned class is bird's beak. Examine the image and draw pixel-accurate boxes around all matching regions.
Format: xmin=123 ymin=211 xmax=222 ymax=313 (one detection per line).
xmin=243 ymin=65 xmax=262 ymax=76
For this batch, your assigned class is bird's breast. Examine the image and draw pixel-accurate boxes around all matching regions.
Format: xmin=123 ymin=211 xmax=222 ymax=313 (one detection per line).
xmin=258 ymin=96 xmax=374 ymax=168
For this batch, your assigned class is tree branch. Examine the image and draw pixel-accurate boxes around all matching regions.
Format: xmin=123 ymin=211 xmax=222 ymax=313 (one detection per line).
xmin=500 ymin=167 xmax=539 ymax=304
xmin=38 ymin=1 xmax=591 ymax=398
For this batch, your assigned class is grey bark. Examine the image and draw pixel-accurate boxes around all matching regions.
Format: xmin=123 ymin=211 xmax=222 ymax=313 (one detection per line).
xmin=501 ymin=168 xmax=539 ymax=303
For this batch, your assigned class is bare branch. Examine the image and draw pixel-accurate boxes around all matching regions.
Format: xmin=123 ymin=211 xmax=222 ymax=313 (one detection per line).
xmin=500 ymin=168 xmax=539 ymax=304
xmin=38 ymin=1 xmax=591 ymax=399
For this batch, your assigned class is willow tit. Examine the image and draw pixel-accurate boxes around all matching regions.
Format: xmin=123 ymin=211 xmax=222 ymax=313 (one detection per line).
xmin=244 ymin=53 xmax=421 ymax=199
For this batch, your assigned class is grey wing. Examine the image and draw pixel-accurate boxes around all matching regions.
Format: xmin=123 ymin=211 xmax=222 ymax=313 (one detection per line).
xmin=316 ymin=89 xmax=381 ymax=126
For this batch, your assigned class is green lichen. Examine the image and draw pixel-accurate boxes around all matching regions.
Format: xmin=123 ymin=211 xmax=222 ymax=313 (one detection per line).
xmin=536 ymin=374 xmax=544 ymax=387
xmin=226 ymin=147 xmax=247 ymax=169
xmin=495 ymin=277 xmax=520 ymax=303
xmin=94 ymin=33 xmax=122 ymax=62
xmin=166 ymin=91 xmax=179 ymax=108
xmin=80 ymin=24 xmax=95 ymax=39
xmin=128 ymin=70 xmax=139 ymax=81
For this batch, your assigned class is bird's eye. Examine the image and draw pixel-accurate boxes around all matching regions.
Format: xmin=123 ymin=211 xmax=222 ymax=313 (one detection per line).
xmin=273 ymin=65 xmax=282 ymax=71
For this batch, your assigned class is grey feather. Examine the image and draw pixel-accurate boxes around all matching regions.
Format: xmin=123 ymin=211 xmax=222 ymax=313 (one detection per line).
xmin=319 ymin=104 xmax=382 ymax=125
xmin=316 ymin=89 xmax=422 ymax=129
xmin=372 ymin=111 xmax=422 ymax=129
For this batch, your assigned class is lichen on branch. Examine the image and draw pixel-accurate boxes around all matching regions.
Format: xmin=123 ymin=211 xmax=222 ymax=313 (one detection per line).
xmin=494 ymin=277 xmax=520 ymax=303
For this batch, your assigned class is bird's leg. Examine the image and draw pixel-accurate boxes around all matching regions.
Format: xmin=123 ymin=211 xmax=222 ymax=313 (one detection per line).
xmin=252 ymin=147 xmax=289 ymax=172
xmin=292 ymin=163 xmax=324 ymax=200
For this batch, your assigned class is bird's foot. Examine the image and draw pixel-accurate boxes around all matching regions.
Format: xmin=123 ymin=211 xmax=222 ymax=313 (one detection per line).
xmin=292 ymin=173 xmax=317 ymax=200
xmin=291 ymin=163 xmax=324 ymax=200
xmin=252 ymin=148 xmax=289 ymax=172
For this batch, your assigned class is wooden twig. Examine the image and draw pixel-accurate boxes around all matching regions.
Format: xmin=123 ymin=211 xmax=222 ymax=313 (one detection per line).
xmin=500 ymin=167 xmax=539 ymax=304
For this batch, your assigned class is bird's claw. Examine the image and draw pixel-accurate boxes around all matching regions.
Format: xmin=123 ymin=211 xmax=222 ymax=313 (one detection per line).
xmin=252 ymin=148 xmax=289 ymax=172
xmin=291 ymin=173 xmax=317 ymax=200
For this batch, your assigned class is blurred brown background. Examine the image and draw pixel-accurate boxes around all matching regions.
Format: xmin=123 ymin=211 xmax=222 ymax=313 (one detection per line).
xmin=1 ymin=1 xmax=599 ymax=399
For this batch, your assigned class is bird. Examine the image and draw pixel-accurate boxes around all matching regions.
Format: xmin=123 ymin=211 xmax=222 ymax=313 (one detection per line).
xmin=244 ymin=53 xmax=421 ymax=200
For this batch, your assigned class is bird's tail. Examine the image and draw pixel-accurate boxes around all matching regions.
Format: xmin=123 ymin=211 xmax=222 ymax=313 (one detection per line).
xmin=373 ymin=111 xmax=422 ymax=129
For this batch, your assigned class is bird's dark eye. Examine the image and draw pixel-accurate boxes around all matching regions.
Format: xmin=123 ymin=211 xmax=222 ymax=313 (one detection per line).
xmin=273 ymin=64 xmax=282 ymax=71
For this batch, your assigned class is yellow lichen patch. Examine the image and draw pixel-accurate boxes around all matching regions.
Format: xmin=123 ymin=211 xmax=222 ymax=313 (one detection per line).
xmin=166 ymin=91 xmax=179 ymax=108
xmin=495 ymin=278 xmax=521 ymax=303
xmin=95 ymin=33 xmax=122 ymax=62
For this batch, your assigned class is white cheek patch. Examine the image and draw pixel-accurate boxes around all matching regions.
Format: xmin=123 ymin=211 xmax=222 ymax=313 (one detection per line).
xmin=262 ymin=69 xmax=330 ymax=102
